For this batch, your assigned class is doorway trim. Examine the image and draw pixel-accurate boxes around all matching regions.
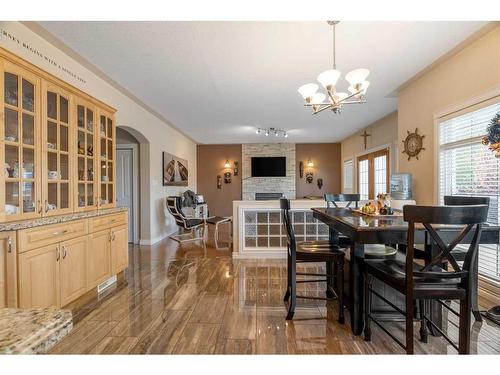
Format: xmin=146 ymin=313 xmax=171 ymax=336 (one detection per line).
xmin=117 ymin=143 xmax=140 ymax=244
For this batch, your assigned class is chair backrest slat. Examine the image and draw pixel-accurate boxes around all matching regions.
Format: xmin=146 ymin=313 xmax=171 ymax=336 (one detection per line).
xmin=403 ymin=204 xmax=488 ymax=286
xmin=166 ymin=196 xmax=188 ymax=228
xmin=324 ymin=193 xmax=360 ymax=209
xmin=444 ymin=195 xmax=490 ymax=207
xmin=280 ymin=198 xmax=296 ymax=256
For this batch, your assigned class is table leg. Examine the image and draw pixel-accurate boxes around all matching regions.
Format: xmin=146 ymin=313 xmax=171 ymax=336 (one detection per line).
xmin=350 ymin=242 xmax=365 ymax=336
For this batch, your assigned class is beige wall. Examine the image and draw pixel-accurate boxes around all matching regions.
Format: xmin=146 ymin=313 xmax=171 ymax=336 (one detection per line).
xmin=296 ymin=143 xmax=342 ymax=198
xmin=340 ymin=111 xmax=398 ymax=192
xmin=197 ymin=145 xmax=242 ymax=217
xmin=398 ymin=25 xmax=500 ymax=205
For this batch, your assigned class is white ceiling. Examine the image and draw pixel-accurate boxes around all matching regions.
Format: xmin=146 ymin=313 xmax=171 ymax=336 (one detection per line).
xmin=37 ymin=21 xmax=486 ymax=144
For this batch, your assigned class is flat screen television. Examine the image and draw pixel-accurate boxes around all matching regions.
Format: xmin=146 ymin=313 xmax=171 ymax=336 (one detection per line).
xmin=251 ymin=157 xmax=286 ymax=177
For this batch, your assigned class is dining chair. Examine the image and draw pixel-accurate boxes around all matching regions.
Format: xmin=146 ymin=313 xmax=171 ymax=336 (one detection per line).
xmin=410 ymin=195 xmax=489 ymax=322
xmin=280 ymin=198 xmax=346 ymax=323
xmin=363 ymin=204 xmax=488 ymax=354
xmin=324 ymin=193 xmax=360 ymax=209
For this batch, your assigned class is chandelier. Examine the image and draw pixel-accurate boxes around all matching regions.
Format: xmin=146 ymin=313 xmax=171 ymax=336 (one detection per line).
xmin=298 ymin=21 xmax=370 ymax=115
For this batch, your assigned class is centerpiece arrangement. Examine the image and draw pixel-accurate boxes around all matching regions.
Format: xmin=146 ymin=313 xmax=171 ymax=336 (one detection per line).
xmin=354 ymin=194 xmax=401 ymax=217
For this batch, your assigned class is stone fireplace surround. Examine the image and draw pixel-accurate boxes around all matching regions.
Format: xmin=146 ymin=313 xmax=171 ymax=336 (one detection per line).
xmin=242 ymin=143 xmax=296 ymax=200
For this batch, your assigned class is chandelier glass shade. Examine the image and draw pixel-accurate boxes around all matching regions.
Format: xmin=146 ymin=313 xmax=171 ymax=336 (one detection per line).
xmin=298 ymin=22 xmax=370 ymax=115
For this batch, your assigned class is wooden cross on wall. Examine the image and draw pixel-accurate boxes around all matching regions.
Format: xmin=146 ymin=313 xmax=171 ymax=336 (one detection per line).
xmin=360 ymin=130 xmax=371 ymax=149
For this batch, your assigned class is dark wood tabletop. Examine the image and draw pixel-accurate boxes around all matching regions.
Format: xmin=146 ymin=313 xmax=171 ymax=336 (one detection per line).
xmin=312 ymin=207 xmax=500 ymax=244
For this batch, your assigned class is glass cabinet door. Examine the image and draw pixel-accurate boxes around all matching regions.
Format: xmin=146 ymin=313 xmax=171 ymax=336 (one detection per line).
xmin=2 ymin=63 xmax=41 ymax=220
xmin=98 ymin=111 xmax=115 ymax=208
xmin=75 ymin=99 xmax=97 ymax=211
xmin=43 ymin=84 xmax=73 ymax=215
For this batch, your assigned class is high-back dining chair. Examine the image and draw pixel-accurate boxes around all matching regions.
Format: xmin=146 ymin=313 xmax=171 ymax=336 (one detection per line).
xmin=324 ymin=193 xmax=360 ymax=209
xmin=444 ymin=196 xmax=490 ymax=321
xmin=363 ymin=204 xmax=488 ymax=354
xmin=166 ymin=196 xmax=206 ymax=243
xmin=280 ymin=198 xmax=346 ymax=322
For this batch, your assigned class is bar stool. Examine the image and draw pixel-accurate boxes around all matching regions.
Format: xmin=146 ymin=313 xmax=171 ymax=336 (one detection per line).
xmin=281 ymin=198 xmax=346 ymax=323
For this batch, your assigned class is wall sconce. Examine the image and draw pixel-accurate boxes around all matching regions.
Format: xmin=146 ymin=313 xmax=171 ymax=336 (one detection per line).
xmin=217 ymin=175 xmax=222 ymax=189
xmin=224 ymin=160 xmax=232 ymax=184
xmin=305 ymin=158 xmax=314 ymax=183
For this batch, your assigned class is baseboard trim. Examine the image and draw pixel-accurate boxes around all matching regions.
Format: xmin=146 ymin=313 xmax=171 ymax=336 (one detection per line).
xmin=139 ymin=232 xmax=171 ymax=246
xmin=232 ymin=251 xmax=287 ymax=259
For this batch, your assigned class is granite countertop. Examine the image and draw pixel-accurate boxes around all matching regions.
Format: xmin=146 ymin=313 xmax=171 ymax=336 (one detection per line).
xmin=0 ymin=307 xmax=72 ymax=354
xmin=0 ymin=207 xmax=128 ymax=232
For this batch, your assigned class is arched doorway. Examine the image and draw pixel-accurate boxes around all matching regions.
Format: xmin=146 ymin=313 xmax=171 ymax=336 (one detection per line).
xmin=116 ymin=125 xmax=150 ymax=244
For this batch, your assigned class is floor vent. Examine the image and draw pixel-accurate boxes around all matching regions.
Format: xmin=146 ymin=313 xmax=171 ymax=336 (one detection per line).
xmin=97 ymin=275 xmax=117 ymax=294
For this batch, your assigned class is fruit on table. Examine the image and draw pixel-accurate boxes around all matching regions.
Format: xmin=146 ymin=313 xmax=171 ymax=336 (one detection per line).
xmin=361 ymin=202 xmax=376 ymax=214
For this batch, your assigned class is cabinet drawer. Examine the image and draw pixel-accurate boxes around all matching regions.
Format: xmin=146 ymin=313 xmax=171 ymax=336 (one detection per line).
xmin=89 ymin=212 xmax=127 ymax=233
xmin=18 ymin=220 xmax=88 ymax=252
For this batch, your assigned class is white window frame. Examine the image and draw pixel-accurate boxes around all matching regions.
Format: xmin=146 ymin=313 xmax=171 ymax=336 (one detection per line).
xmin=433 ymin=86 xmax=500 ymax=307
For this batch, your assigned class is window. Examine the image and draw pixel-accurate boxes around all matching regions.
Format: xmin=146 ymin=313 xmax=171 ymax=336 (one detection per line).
xmin=438 ymin=101 xmax=500 ymax=283
xmin=357 ymin=148 xmax=389 ymax=200
xmin=343 ymin=159 xmax=353 ymax=193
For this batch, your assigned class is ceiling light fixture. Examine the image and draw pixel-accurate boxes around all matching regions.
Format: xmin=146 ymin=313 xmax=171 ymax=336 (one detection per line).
xmin=256 ymin=127 xmax=288 ymax=138
xmin=298 ymin=21 xmax=370 ymax=115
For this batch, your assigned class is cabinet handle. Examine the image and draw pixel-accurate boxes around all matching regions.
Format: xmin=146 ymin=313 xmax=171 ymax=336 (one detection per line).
xmin=52 ymin=230 xmax=69 ymax=236
xmin=56 ymin=248 xmax=60 ymax=261
xmin=7 ymin=237 xmax=12 ymax=253
xmin=37 ymin=200 xmax=42 ymax=214
xmin=112 ymin=232 xmax=116 ymax=241
xmin=44 ymin=200 xmax=49 ymax=213
xmin=62 ymin=245 xmax=67 ymax=259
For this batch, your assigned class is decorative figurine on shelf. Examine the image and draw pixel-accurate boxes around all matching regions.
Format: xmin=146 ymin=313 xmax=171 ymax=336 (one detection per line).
xmin=87 ymin=145 xmax=93 ymax=156
xmin=482 ymin=112 xmax=500 ymax=158
xmin=77 ymin=141 xmax=85 ymax=155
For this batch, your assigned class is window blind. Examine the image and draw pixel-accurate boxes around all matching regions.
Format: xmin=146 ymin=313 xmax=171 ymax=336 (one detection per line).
xmin=438 ymin=101 xmax=500 ymax=283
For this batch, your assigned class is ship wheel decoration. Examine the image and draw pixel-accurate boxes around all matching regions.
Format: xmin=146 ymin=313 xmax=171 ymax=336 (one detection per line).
xmin=402 ymin=128 xmax=425 ymax=160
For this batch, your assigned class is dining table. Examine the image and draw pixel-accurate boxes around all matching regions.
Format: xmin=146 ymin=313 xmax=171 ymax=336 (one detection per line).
xmin=312 ymin=207 xmax=500 ymax=336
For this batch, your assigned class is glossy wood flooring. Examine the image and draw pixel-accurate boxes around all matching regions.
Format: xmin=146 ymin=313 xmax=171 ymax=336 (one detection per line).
xmin=50 ymin=232 xmax=500 ymax=354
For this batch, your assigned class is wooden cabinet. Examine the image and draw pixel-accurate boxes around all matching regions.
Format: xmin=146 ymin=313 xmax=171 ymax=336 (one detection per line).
xmin=60 ymin=236 xmax=88 ymax=306
xmin=18 ymin=244 xmax=60 ymax=308
xmin=0 ymin=50 xmax=116 ymax=222
xmin=1 ymin=60 xmax=42 ymax=221
xmin=74 ymin=97 xmax=98 ymax=212
xmin=0 ymin=232 xmax=17 ymax=308
xmin=111 ymin=225 xmax=128 ymax=274
xmin=87 ymin=229 xmax=111 ymax=289
xmin=42 ymin=82 xmax=73 ymax=216
xmin=97 ymin=109 xmax=116 ymax=209
xmin=16 ymin=212 xmax=128 ymax=308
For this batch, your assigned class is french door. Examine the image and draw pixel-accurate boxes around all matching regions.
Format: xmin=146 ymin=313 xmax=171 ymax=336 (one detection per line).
xmin=357 ymin=148 xmax=389 ymax=200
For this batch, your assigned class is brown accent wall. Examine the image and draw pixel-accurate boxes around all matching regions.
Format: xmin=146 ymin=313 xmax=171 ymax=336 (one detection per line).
xmin=398 ymin=25 xmax=500 ymax=205
xmin=196 ymin=144 xmax=242 ymax=217
xmin=295 ymin=143 xmax=342 ymax=198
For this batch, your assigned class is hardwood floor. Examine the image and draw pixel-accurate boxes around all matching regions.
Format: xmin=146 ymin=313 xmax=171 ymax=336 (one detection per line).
xmin=50 ymin=230 xmax=500 ymax=354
